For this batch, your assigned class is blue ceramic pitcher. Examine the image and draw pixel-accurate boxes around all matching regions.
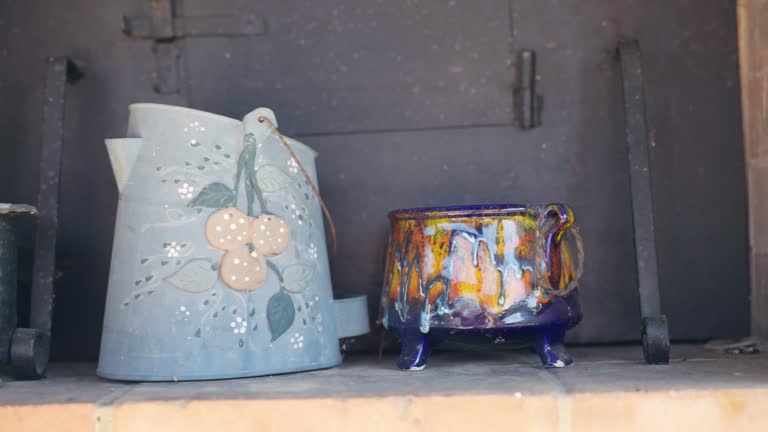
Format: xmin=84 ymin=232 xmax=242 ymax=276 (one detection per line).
xmin=98 ymin=104 xmax=368 ymax=381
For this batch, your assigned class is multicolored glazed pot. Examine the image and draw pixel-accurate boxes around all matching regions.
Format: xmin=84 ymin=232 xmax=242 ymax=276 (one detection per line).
xmin=380 ymin=204 xmax=583 ymax=370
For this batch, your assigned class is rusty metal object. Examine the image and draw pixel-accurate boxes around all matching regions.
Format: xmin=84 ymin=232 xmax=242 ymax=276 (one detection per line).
xmin=514 ymin=50 xmax=542 ymax=130
xmin=122 ymin=0 xmax=265 ymax=94
xmin=1 ymin=57 xmax=82 ymax=380
xmin=0 ymin=206 xmax=37 ymax=365
xmin=617 ymin=40 xmax=670 ymax=365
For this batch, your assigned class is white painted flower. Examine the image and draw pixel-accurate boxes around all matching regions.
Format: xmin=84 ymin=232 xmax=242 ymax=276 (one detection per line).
xmin=307 ymin=243 xmax=318 ymax=260
xmin=289 ymin=332 xmax=304 ymax=349
xmin=177 ymin=182 xmax=195 ymax=199
xmin=230 ymin=316 xmax=247 ymax=334
xmin=307 ymin=295 xmax=321 ymax=308
xmin=288 ymin=203 xmax=305 ymax=225
xmin=287 ymin=158 xmax=299 ymax=174
xmin=184 ymin=121 xmax=206 ymax=133
xmin=165 ymin=241 xmax=182 ymax=257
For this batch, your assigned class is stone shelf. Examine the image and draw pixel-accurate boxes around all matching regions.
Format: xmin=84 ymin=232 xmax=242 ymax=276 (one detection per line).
xmin=1 ymin=344 xmax=767 ymax=431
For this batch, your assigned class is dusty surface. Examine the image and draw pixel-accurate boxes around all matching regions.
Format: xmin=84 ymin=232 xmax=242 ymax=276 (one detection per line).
xmin=0 ymin=344 xmax=767 ymax=431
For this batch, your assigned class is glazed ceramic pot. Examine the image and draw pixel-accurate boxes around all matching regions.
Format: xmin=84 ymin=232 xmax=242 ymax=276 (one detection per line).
xmin=98 ymin=104 xmax=368 ymax=381
xmin=380 ymin=204 xmax=583 ymax=370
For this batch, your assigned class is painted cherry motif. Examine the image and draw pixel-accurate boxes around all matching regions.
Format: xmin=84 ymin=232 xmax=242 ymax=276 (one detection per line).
xmin=251 ymin=214 xmax=291 ymax=257
xmin=205 ymin=208 xmax=291 ymax=291
xmin=219 ymin=245 xmax=268 ymax=291
xmin=206 ymin=208 xmax=251 ymax=251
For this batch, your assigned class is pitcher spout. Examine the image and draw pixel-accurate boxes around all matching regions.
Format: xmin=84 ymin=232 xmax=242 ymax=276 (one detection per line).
xmin=105 ymin=138 xmax=142 ymax=193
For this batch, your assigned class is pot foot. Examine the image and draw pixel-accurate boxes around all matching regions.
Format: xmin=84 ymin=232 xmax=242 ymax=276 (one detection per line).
xmin=396 ymin=328 xmax=432 ymax=371
xmin=534 ymin=330 xmax=573 ymax=368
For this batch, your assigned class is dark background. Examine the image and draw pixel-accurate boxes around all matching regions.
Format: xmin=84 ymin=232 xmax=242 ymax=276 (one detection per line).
xmin=0 ymin=0 xmax=748 ymax=360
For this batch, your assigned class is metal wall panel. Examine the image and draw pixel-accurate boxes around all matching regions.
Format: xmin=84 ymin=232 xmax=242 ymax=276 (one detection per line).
xmin=0 ymin=0 xmax=748 ymax=359
xmin=183 ymin=0 xmax=515 ymax=135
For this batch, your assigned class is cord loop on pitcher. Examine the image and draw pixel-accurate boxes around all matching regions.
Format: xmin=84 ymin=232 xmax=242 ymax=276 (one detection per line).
xmin=257 ymin=116 xmax=338 ymax=262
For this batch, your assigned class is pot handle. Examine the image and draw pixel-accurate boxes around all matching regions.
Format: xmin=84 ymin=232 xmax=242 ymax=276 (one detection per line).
xmin=332 ymin=295 xmax=370 ymax=339
xmin=539 ymin=203 xmax=575 ymax=289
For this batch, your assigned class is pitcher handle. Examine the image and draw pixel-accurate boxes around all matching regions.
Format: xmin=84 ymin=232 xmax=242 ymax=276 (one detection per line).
xmin=332 ymin=295 xmax=370 ymax=339
xmin=539 ymin=203 xmax=575 ymax=289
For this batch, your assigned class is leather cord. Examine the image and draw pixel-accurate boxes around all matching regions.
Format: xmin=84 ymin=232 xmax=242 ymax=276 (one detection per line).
xmin=258 ymin=116 xmax=338 ymax=262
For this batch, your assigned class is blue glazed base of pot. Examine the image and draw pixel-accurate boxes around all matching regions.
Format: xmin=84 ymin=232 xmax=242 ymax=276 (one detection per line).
xmin=389 ymin=291 xmax=582 ymax=371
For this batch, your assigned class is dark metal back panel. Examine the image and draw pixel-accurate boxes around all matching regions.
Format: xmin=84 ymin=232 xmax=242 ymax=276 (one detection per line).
xmin=0 ymin=0 xmax=748 ymax=359
xmin=183 ymin=0 xmax=515 ymax=134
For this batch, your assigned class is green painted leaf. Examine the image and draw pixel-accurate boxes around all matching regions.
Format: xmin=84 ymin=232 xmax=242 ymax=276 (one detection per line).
xmin=165 ymin=259 xmax=218 ymax=293
xmin=267 ymin=291 xmax=295 ymax=341
xmin=187 ymin=182 xmax=235 ymax=209
xmin=281 ymin=264 xmax=314 ymax=293
xmin=256 ymin=165 xmax=292 ymax=193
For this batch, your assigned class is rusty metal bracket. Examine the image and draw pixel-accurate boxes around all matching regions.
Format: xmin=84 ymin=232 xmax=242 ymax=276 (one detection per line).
xmin=123 ymin=0 xmax=266 ymax=94
xmin=514 ymin=50 xmax=543 ymax=130
xmin=617 ymin=39 xmax=670 ymax=365
xmin=9 ymin=57 xmax=83 ymax=380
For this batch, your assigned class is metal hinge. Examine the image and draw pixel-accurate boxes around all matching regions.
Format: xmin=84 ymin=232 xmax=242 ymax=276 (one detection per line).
xmin=123 ymin=0 xmax=266 ymax=94
xmin=514 ymin=50 xmax=543 ymax=130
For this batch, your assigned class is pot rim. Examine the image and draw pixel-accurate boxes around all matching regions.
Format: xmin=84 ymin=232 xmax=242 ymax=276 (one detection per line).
xmin=389 ymin=204 xmax=534 ymax=220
